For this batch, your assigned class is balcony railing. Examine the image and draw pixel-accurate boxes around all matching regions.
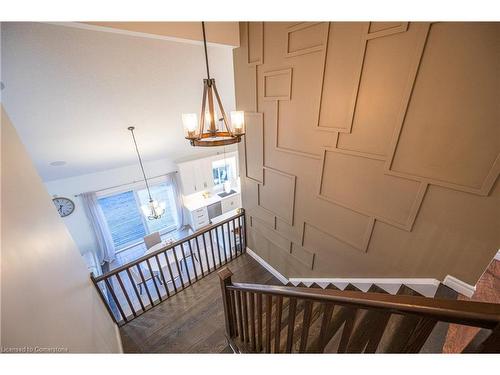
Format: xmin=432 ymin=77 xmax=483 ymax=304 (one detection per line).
xmin=91 ymin=209 xmax=247 ymax=326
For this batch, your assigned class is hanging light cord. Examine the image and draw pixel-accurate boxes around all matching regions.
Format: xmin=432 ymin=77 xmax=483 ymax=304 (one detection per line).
xmin=128 ymin=127 xmax=153 ymax=202
xmin=202 ymin=21 xmax=211 ymax=80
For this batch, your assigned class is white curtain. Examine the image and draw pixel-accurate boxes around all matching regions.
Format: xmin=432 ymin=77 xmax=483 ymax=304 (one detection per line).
xmin=165 ymin=172 xmax=186 ymax=229
xmin=81 ymin=191 xmax=116 ymax=264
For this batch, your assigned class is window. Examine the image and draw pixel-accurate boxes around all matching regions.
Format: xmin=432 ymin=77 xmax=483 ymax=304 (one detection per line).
xmin=212 ymin=157 xmax=236 ymax=186
xmin=98 ymin=182 xmax=178 ymax=250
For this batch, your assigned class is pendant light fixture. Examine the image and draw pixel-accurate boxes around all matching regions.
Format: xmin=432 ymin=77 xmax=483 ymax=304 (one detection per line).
xmin=182 ymin=22 xmax=245 ymax=147
xmin=127 ymin=126 xmax=166 ymax=220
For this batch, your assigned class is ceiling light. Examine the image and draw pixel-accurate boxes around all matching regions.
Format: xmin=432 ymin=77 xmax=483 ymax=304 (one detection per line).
xmin=127 ymin=126 xmax=166 ymax=220
xmin=182 ymin=22 xmax=246 ymax=147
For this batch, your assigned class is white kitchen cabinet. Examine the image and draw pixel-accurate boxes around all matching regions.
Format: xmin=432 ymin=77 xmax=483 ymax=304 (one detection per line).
xmin=189 ymin=206 xmax=210 ymax=231
xmin=178 ymin=158 xmax=214 ymax=195
xmin=178 ymin=160 xmax=198 ymax=195
xmin=221 ymin=193 xmax=241 ymax=214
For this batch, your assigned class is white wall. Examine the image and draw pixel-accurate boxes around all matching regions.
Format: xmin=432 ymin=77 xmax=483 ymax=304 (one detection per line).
xmin=1 ymin=106 xmax=121 ymax=352
xmin=44 ymin=157 xmax=179 ymax=259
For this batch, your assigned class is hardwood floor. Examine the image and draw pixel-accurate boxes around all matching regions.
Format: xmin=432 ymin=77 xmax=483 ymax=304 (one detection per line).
xmin=119 ymin=253 xmax=282 ymax=353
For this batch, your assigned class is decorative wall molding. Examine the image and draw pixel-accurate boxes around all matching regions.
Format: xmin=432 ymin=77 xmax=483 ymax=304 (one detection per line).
xmin=243 ymin=112 xmax=264 ymax=183
xmin=384 ymin=22 xmax=499 ymax=196
xmin=263 ymin=68 xmax=292 ymax=101
xmin=366 ymin=22 xmax=409 ymax=40
xmin=258 ymin=166 xmax=296 ymax=225
xmin=275 ymin=101 xmax=323 ymax=160
xmin=236 ymin=21 xmax=500 ymax=283
xmin=247 ymin=22 xmax=264 ymax=66
xmin=317 ymin=147 xmax=429 ymax=232
xmin=316 ymin=22 xmax=369 ymax=133
xmin=302 ymin=218 xmax=375 ymax=254
xmin=285 ymin=22 xmax=329 ymax=58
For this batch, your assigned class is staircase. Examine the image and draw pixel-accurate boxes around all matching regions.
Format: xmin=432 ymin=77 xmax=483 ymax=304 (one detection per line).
xmin=218 ymin=268 xmax=500 ymax=353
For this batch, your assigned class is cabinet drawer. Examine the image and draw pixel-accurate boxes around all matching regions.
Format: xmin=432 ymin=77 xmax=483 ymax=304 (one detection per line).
xmin=221 ymin=194 xmax=241 ymax=213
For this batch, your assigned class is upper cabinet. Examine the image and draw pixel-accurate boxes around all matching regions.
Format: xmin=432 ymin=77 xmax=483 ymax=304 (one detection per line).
xmin=178 ymin=159 xmax=212 ymax=195
xmin=178 ymin=151 xmax=239 ymax=196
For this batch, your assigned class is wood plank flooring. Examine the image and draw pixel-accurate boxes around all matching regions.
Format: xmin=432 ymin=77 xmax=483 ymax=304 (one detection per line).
xmin=119 ymin=253 xmax=281 ymax=353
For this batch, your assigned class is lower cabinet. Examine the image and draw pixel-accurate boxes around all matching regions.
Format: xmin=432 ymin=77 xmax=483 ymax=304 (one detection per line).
xmin=221 ymin=194 xmax=241 ymax=214
xmin=189 ymin=206 xmax=210 ymax=231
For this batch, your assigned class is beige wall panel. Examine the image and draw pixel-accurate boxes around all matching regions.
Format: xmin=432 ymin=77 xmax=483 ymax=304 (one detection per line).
xmin=304 ymin=198 xmax=375 ymax=252
xmin=248 ymin=227 xmax=308 ymax=277
xmin=318 ymin=22 xmax=367 ymax=131
xmin=233 ymin=25 xmax=257 ymax=111
xmin=320 ymin=150 xmax=422 ymax=227
xmin=276 ymin=218 xmax=303 ymax=244
xmin=337 ymin=23 xmax=427 ymax=156
xmin=236 ymin=22 xmax=499 ymax=284
xmin=251 ymin=216 xmax=292 ymax=251
xmin=247 ymin=22 xmax=264 ymax=65
xmin=369 ymin=22 xmax=406 ymax=33
xmin=258 ymin=167 xmax=296 ymax=224
xmin=248 ymin=206 xmax=276 ymax=228
xmin=390 ymin=23 xmax=500 ymax=190
xmin=302 ymin=222 xmax=397 ymax=276
xmin=263 ymin=69 xmax=292 ymax=100
xmin=290 ymin=243 xmax=315 ymax=269
xmin=368 ymin=183 xmax=500 ymax=284
xmin=286 ymin=22 xmax=329 ymax=57
xmin=241 ymin=177 xmax=259 ymax=209
xmin=244 ymin=112 xmax=264 ymax=182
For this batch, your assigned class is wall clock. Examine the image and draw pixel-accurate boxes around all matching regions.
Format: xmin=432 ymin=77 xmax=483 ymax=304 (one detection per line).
xmin=52 ymin=197 xmax=75 ymax=218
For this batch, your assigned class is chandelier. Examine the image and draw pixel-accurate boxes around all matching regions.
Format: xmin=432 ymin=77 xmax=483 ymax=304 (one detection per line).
xmin=182 ymin=22 xmax=245 ymax=147
xmin=127 ymin=126 xmax=166 ymax=220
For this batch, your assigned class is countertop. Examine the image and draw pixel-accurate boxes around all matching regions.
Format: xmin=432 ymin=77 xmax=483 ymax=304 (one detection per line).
xmin=183 ymin=187 xmax=240 ymax=212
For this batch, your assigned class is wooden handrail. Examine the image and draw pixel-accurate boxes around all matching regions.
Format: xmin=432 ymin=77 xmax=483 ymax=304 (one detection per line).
xmin=94 ymin=209 xmax=245 ymax=282
xmin=226 ymin=282 xmax=500 ymax=329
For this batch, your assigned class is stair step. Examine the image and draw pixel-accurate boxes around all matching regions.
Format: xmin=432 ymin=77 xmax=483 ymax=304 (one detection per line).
xmin=377 ymin=284 xmax=423 ymax=353
xmin=419 ymin=283 xmax=459 ymax=353
xmin=344 ymin=284 xmax=391 ymax=353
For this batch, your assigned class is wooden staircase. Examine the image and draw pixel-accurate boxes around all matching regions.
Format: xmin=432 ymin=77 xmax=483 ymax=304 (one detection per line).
xmin=218 ymin=268 xmax=500 ymax=353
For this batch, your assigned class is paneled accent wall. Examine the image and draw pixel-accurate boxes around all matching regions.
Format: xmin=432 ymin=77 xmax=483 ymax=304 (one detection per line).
xmin=234 ymin=22 xmax=500 ymax=285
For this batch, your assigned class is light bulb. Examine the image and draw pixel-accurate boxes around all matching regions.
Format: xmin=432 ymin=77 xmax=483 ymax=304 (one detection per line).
xmin=182 ymin=113 xmax=198 ymax=138
xmin=230 ymin=111 xmax=245 ymax=134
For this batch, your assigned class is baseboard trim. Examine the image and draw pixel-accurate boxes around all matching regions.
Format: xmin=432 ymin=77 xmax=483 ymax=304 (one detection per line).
xmin=495 ymin=249 xmax=500 ymax=261
xmin=443 ymin=275 xmax=476 ymax=298
xmin=114 ymin=323 xmax=124 ymax=353
xmin=246 ymin=247 xmax=288 ymax=285
xmin=245 ymin=247 xmax=475 ymax=298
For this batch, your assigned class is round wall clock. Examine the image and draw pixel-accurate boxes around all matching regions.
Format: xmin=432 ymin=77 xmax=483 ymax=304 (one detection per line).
xmin=52 ymin=197 xmax=75 ymax=218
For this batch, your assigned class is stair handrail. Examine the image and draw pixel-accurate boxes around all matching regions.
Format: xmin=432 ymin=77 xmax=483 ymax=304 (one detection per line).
xmin=220 ymin=277 xmax=500 ymax=330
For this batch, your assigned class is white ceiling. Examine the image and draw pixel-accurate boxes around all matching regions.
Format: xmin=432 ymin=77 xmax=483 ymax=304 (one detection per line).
xmin=1 ymin=22 xmax=237 ymax=181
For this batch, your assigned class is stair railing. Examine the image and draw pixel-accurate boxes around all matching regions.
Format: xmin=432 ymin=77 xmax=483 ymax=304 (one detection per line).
xmin=91 ymin=209 xmax=246 ymax=326
xmin=218 ymin=267 xmax=500 ymax=353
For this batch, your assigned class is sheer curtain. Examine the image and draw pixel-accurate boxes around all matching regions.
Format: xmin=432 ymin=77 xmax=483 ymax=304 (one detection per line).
xmin=166 ymin=172 xmax=186 ymax=229
xmin=81 ymin=191 xmax=116 ymax=264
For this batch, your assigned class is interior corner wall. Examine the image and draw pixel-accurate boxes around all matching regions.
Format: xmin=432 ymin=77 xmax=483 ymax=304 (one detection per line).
xmin=1 ymin=106 xmax=121 ymax=352
xmin=234 ymin=22 xmax=500 ymax=285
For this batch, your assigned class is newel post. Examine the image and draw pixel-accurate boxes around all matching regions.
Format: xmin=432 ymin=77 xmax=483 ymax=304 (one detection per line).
xmin=218 ymin=267 xmax=234 ymax=338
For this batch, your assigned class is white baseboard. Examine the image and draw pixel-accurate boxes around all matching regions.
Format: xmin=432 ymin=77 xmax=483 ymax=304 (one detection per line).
xmin=495 ymin=249 xmax=500 ymax=261
xmin=246 ymin=247 xmax=288 ymax=285
xmin=443 ymin=275 xmax=476 ymax=298
xmin=288 ymin=277 xmax=440 ymax=297
xmin=245 ymin=247 xmax=476 ymax=298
